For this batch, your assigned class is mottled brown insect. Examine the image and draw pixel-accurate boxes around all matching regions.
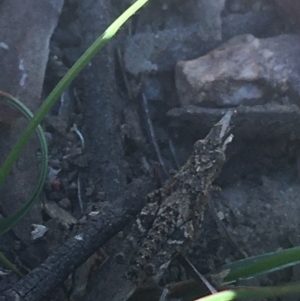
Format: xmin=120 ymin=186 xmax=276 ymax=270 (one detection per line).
xmin=101 ymin=111 xmax=234 ymax=301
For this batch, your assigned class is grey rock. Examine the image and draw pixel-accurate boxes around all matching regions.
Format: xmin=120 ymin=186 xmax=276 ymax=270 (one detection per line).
xmin=175 ymin=34 xmax=300 ymax=108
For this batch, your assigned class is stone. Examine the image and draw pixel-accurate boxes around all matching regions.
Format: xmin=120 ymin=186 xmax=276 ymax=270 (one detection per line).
xmin=176 ymin=34 xmax=300 ymax=108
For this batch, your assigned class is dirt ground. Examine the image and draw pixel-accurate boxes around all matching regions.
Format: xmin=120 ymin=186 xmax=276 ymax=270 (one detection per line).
xmin=1 ymin=0 xmax=300 ymax=300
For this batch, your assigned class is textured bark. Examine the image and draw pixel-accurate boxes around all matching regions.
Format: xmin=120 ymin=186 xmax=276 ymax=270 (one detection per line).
xmin=79 ymin=0 xmax=127 ymax=203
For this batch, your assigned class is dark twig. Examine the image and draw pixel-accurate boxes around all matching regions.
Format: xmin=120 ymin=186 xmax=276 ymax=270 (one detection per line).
xmin=142 ymin=93 xmax=169 ymax=177
xmin=168 ymin=139 xmax=180 ymax=170
xmin=0 ymin=178 xmax=152 ymax=301
xmin=208 ymin=195 xmax=248 ymax=259
xmin=176 ymin=253 xmax=217 ymax=294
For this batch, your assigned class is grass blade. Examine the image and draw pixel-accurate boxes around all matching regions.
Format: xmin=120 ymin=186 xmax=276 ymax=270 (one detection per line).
xmin=214 ymin=246 xmax=300 ymax=283
xmin=0 ymin=91 xmax=48 ymax=235
xmin=195 ymin=281 xmax=300 ymax=301
xmin=0 ymin=0 xmax=149 ymax=187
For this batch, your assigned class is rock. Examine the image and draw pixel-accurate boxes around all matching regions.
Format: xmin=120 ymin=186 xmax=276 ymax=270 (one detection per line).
xmin=195 ymin=0 xmax=225 ymax=41
xmin=168 ymin=104 xmax=300 ymax=139
xmin=275 ymin=0 xmax=300 ymax=24
xmin=124 ymin=11 xmax=275 ymax=75
xmin=0 ymin=0 xmax=64 ymax=246
xmin=43 ymin=200 xmax=77 ymax=229
xmin=175 ymin=34 xmax=300 ymax=108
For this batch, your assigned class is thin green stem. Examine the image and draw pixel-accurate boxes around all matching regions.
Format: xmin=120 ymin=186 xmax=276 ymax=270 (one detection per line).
xmin=0 ymin=91 xmax=48 ymax=235
xmin=196 ymin=282 xmax=300 ymax=301
xmin=0 ymin=252 xmax=22 ymax=277
xmin=0 ymin=0 xmax=149 ymax=186
xmin=223 ymin=245 xmax=300 ymax=282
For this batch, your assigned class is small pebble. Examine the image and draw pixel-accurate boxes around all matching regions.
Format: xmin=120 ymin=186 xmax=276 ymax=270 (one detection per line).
xmin=59 ymin=198 xmax=71 ymax=209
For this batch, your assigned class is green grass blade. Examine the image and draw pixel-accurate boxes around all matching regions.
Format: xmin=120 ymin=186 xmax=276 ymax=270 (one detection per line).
xmin=0 ymin=0 xmax=149 ymax=187
xmin=195 ymin=281 xmax=300 ymax=301
xmin=195 ymin=290 xmax=236 ymax=301
xmin=215 ymin=246 xmax=300 ymax=283
xmin=0 ymin=252 xmax=22 ymax=276
xmin=0 ymin=91 xmax=48 ymax=235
